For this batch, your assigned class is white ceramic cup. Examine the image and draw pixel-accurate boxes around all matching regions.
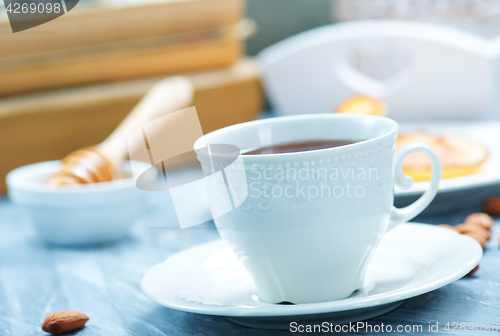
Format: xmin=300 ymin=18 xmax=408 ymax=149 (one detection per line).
xmin=194 ymin=114 xmax=441 ymax=304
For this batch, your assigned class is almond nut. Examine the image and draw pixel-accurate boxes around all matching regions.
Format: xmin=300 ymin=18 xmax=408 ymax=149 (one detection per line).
xmin=464 ymin=213 xmax=494 ymax=230
xmin=454 ymin=223 xmax=491 ymax=241
xmin=467 ymin=265 xmax=479 ymax=276
xmin=484 ymin=196 xmax=500 ymax=216
xmin=42 ymin=311 xmax=89 ymax=335
xmin=461 ymin=230 xmax=488 ymax=248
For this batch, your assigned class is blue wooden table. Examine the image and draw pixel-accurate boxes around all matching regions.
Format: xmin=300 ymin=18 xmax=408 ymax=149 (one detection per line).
xmin=0 ymin=186 xmax=499 ymax=336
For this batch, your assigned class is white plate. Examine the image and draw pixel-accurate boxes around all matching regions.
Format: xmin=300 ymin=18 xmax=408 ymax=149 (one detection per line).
xmin=141 ymin=223 xmax=482 ymax=330
xmin=396 ymin=121 xmax=500 ymax=197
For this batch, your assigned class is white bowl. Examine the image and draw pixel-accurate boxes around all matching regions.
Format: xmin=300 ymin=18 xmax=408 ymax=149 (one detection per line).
xmin=6 ymin=160 xmax=151 ymax=245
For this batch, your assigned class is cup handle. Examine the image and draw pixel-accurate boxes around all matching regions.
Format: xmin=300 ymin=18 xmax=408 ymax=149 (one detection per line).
xmin=387 ymin=143 xmax=442 ymax=231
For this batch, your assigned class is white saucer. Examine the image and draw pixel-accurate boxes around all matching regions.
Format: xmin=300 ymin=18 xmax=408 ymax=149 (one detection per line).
xmin=141 ymin=223 xmax=482 ymax=330
xmin=396 ymin=121 xmax=500 ymax=197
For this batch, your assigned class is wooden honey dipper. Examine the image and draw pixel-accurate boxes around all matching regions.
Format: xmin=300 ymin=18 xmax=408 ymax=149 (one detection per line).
xmin=47 ymin=77 xmax=194 ymax=185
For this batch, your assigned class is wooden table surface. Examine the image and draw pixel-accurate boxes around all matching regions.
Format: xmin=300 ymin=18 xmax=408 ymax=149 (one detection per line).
xmin=0 ymin=189 xmax=499 ymax=336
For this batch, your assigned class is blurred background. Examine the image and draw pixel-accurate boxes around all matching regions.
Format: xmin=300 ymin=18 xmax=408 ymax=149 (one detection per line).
xmin=2 ymin=0 xmax=500 ymax=193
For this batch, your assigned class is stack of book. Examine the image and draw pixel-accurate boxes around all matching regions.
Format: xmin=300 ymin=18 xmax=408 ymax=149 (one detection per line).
xmin=0 ymin=0 xmax=246 ymax=95
xmin=0 ymin=0 xmax=263 ymax=192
